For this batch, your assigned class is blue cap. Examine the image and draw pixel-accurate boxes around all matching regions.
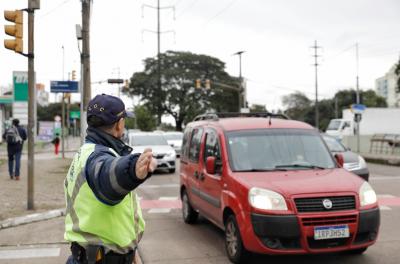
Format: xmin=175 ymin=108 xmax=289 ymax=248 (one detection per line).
xmin=87 ymin=94 xmax=134 ymax=126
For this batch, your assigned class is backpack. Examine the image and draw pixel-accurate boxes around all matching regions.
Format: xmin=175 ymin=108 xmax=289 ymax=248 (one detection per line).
xmin=5 ymin=126 xmax=22 ymax=144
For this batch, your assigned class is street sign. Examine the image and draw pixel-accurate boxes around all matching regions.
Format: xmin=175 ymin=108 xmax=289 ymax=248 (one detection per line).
xmin=13 ymin=71 xmax=28 ymax=102
xmin=107 ymin=78 xmax=124 ymax=84
xmin=351 ymin=104 xmax=366 ymax=114
xmin=50 ymin=81 xmax=79 ymax=93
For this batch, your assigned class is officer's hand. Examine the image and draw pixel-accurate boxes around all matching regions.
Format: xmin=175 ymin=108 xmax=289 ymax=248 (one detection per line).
xmin=135 ymin=148 xmax=157 ymax=179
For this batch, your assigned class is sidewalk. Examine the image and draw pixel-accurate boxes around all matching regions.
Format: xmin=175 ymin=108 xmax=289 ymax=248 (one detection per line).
xmin=362 ymin=152 xmax=400 ymax=166
xmin=0 ymin=152 xmax=73 ymax=221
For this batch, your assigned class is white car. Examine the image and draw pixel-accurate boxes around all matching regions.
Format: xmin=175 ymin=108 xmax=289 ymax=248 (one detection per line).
xmin=129 ymin=132 xmax=176 ymax=173
xmin=164 ymin=132 xmax=183 ymax=157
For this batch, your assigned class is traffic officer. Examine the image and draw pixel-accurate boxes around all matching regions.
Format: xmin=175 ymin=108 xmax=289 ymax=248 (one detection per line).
xmin=65 ymin=94 xmax=157 ymax=264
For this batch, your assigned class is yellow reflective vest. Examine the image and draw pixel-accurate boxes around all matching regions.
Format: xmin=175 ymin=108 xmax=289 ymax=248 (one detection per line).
xmin=64 ymin=143 xmax=145 ymax=254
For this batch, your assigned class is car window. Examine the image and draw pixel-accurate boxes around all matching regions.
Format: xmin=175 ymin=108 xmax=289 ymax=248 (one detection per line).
xmin=189 ymin=128 xmax=203 ymax=163
xmin=164 ymin=133 xmax=183 ymax=140
xmin=323 ymin=135 xmax=346 ymax=152
xmin=181 ymin=128 xmax=191 ymax=160
xmin=227 ymin=129 xmax=336 ymax=171
xmin=204 ymin=130 xmax=221 ymax=162
xmin=326 ymin=120 xmax=341 ymax=131
xmin=129 ymin=134 xmax=168 ymax=146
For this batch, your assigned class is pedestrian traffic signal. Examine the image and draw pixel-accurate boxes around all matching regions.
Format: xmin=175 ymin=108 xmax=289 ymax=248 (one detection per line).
xmin=4 ymin=10 xmax=23 ymax=53
xmin=71 ymin=70 xmax=76 ymax=80
xmin=205 ymin=79 xmax=211 ymax=89
xmin=124 ymin=80 xmax=129 ymax=89
xmin=195 ymin=79 xmax=201 ymax=89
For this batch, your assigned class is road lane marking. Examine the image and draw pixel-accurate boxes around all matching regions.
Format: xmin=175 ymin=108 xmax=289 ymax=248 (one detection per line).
xmin=0 ymin=248 xmax=60 ymax=259
xmin=148 ymin=208 xmax=172 ymax=214
xmin=159 ymin=197 xmax=179 ymax=200
xmin=379 ymin=206 xmax=392 ymax=211
xmin=378 ymin=194 xmax=395 ymax=198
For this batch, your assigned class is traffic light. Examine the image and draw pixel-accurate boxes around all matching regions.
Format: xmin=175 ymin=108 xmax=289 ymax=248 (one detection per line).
xmin=195 ymin=79 xmax=201 ymax=89
xmin=205 ymin=79 xmax=211 ymax=89
xmin=4 ymin=10 xmax=23 ymax=53
xmin=71 ymin=70 xmax=76 ymax=80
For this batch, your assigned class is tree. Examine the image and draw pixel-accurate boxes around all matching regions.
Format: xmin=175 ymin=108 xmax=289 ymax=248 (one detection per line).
xmin=135 ymin=105 xmax=157 ymax=131
xmin=281 ymin=91 xmax=312 ymax=121
xmin=37 ymin=102 xmax=79 ymax=121
xmin=334 ymin=89 xmax=387 ymax=109
xmin=125 ymin=51 xmax=239 ymax=131
xmin=281 ymin=89 xmax=387 ymax=131
xmin=249 ymin=104 xmax=267 ymax=112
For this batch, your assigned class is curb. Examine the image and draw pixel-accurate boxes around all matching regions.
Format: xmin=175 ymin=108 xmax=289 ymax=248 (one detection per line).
xmin=0 ymin=208 xmax=65 ymax=230
xmin=0 ymin=209 xmax=145 ymax=263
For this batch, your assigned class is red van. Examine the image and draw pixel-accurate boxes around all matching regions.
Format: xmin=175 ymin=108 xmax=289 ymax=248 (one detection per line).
xmin=179 ymin=113 xmax=380 ymax=263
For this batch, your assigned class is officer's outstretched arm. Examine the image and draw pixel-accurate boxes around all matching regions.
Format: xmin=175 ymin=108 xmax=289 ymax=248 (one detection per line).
xmin=85 ymin=148 xmax=152 ymax=206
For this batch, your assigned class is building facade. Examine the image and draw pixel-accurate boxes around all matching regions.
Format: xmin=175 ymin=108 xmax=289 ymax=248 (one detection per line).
xmin=375 ymin=64 xmax=399 ymax=107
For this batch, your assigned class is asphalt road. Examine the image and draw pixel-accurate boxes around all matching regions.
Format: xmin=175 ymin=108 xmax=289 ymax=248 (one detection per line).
xmin=138 ymin=160 xmax=400 ymax=264
xmin=0 ymin=160 xmax=399 ymax=263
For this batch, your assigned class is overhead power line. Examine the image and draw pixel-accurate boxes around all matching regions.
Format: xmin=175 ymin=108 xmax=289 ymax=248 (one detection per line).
xmin=203 ymin=0 xmax=239 ymax=26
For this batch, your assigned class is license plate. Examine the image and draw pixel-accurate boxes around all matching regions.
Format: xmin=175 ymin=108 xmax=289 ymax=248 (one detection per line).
xmin=314 ymin=225 xmax=350 ymax=240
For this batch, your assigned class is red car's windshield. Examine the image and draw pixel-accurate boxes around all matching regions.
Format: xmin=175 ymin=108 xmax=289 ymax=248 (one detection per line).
xmin=226 ymin=129 xmax=336 ymax=172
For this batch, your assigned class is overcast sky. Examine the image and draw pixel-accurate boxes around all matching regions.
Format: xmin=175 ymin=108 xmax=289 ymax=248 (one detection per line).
xmin=1 ymin=0 xmax=399 ymax=113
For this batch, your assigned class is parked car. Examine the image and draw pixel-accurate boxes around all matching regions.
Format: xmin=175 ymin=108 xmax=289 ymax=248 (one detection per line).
xmin=180 ymin=113 xmax=379 ymax=263
xmin=164 ymin=132 xmax=183 ymax=157
xmin=322 ymin=134 xmax=369 ymax=181
xmin=129 ymin=132 xmax=176 ymax=173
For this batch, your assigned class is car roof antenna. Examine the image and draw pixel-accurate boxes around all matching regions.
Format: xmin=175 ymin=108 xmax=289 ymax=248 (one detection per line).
xmin=269 ymin=115 xmax=272 ymax=126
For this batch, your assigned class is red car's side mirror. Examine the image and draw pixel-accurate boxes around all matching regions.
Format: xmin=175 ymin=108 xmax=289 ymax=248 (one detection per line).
xmin=335 ymin=153 xmax=344 ymax=168
xmin=206 ymin=156 xmax=216 ymax=174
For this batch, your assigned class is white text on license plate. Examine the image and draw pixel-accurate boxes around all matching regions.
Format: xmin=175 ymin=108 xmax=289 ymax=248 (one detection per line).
xmin=314 ymin=225 xmax=350 ymax=240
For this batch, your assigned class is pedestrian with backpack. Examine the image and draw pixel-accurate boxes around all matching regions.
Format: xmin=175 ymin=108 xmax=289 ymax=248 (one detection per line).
xmin=2 ymin=119 xmax=27 ymax=180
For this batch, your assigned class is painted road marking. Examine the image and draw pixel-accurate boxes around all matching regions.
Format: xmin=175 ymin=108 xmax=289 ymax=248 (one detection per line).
xmin=379 ymin=206 xmax=392 ymax=211
xmin=0 ymin=248 xmax=60 ymax=259
xmin=159 ymin=196 xmax=178 ymax=201
xmin=148 ymin=208 xmax=172 ymax=214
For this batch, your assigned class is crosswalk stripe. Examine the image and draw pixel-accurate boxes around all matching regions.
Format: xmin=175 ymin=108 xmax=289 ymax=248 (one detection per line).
xmin=148 ymin=208 xmax=172 ymax=214
xmin=379 ymin=206 xmax=392 ymax=211
xmin=0 ymin=248 xmax=60 ymax=259
xmin=159 ymin=197 xmax=179 ymax=201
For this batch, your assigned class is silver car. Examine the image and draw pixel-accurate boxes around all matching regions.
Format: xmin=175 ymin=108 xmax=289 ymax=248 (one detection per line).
xmin=164 ymin=132 xmax=183 ymax=157
xmin=322 ymin=134 xmax=369 ymax=181
xmin=129 ymin=132 xmax=176 ymax=173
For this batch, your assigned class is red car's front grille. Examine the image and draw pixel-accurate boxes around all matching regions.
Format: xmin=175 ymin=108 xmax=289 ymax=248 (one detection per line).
xmin=294 ymin=196 xmax=356 ymax=213
xmin=301 ymin=215 xmax=357 ymax=226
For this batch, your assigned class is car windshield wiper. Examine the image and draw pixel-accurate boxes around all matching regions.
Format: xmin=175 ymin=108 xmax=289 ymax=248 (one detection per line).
xmin=274 ymin=164 xmax=327 ymax=170
xmin=235 ymin=168 xmax=288 ymax=172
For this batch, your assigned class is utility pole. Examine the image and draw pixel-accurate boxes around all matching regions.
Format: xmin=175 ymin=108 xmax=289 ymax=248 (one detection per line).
xmin=61 ymin=46 xmax=65 ymax=158
xmin=233 ymin=51 xmax=245 ymax=112
xmin=81 ymin=0 xmax=91 ymax=142
xmin=27 ymin=0 xmax=39 ymax=210
xmin=355 ymin=42 xmax=360 ymax=153
xmin=142 ymin=0 xmax=175 ymax=125
xmin=311 ymin=40 xmax=322 ymax=130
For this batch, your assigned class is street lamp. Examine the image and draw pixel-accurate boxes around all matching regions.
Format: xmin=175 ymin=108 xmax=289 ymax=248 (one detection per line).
xmin=233 ymin=51 xmax=245 ymax=111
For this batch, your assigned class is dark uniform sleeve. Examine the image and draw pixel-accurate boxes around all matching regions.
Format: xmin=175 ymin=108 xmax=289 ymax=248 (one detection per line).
xmin=85 ymin=146 xmax=149 ymax=205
